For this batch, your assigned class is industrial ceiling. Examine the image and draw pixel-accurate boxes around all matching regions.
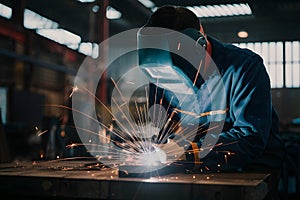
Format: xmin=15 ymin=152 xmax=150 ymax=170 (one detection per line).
xmin=1 ymin=0 xmax=300 ymax=44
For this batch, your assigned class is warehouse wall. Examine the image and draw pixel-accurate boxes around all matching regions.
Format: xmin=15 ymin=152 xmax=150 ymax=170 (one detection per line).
xmin=272 ymin=88 xmax=300 ymax=131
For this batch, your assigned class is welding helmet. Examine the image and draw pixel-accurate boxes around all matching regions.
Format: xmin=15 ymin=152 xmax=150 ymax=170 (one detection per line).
xmin=137 ymin=26 xmax=209 ymax=130
xmin=137 ymin=26 xmax=207 ymax=94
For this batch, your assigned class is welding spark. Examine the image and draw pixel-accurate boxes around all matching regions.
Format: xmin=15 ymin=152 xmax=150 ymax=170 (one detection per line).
xmin=42 ymin=70 xmax=227 ymax=174
xmin=34 ymin=125 xmax=49 ymax=137
xmin=69 ymin=85 xmax=79 ymax=97
xmin=177 ymin=42 xmax=181 ymax=50
xmin=37 ymin=130 xmax=48 ymax=137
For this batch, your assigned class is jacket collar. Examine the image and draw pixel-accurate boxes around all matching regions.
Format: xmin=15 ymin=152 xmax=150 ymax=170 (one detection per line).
xmin=207 ymin=36 xmax=226 ymax=75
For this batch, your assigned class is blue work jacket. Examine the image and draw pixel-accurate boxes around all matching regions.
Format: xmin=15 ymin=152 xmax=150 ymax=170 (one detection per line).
xmin=196 ymin=36 xmax=284 ymax=172
xmin=150 ymin=36 xmax=284 ymax=172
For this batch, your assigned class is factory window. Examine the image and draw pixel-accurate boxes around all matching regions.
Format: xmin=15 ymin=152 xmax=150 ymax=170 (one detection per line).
xmin=285 ymin=41 xmax=300 ymax=88
xmin=234 ymin=42 xmax=284 ymax=88
xmin=0 ymin=87 xmax=7 ymax=124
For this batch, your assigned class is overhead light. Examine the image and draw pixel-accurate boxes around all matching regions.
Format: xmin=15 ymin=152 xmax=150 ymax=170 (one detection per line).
xmin=24 ymin=9 xmax=59 ymax=29
xmin=138 ymin=0 xmax=158 ymax=12
xmin=92 ymin=44 xmax=99 ymax=58
xmin=78 ymin=42 xmax=99 ymax=58
xmin=106 ymin=6 xmax=122 ymax=19
xmin=151 ymin=7 xmax=158 ymax=12
xmin=237 ymin=30 xmax=249 ymax=38
xmin=138 ymin=0 xmax=155 ymax=8
xmin=0 ymin=3 xmax=12 ymax=19
xmin=23 ymin=5 xmax=101 ymax=57
xmin=79 ymin=42 xmax=92 ymax=55
xmin=36 ymin=28 xmax=81 ymax=50
xmin=24 ymin=9 xmax=82 ymax=50
xmin=92 ymin=5 xmax=99 ymax=13
xmin=187 ymin=3 xmax=252 ymax=18
xmin=24 ymin=9 xmax=83 ymax=52
xmin=77 ymin=0 xmax=96 ymax=3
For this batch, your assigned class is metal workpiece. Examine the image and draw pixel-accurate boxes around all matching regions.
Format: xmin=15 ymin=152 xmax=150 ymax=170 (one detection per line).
xmin=0 ymin=160 xmax=270 ymax=200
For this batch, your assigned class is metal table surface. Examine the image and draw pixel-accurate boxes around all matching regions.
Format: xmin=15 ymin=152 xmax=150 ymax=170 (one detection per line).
xmin=0 ymin=159 xmax=271 ymax=200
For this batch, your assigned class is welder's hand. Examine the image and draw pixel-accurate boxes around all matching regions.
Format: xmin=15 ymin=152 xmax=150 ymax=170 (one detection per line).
xmin=156 ymin=135 xmax=191 ymax=162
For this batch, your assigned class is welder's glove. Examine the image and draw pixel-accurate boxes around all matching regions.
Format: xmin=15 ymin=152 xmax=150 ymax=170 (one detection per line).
xmin=156 ymin=133 xmax=192 ymax=163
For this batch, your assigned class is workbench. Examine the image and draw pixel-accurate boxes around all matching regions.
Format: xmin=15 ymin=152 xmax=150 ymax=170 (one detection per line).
xmin=0 ymin=159 xmax=271 ymax=200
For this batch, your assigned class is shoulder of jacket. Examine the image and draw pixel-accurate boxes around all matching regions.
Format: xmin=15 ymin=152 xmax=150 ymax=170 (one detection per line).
xmin=225 ymin=43 xmax=262 ymax=61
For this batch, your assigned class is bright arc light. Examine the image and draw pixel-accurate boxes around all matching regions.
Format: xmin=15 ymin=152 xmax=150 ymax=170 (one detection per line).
xmin=140 ymin=147 xmax=167 ymax=166
xmin=0 ymin=3 xmax=12 ymax=19
xmin=106 ymin=6 xmax=122 ymax=19
xmin=187 ymin=3 xmax=252 ymax=18
xmin=36 ymin=28 xmax=81 ymax=50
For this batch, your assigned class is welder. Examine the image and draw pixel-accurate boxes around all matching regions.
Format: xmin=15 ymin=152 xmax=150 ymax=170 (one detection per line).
xmin=140 ymin=5 xmax=285 ymax=178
